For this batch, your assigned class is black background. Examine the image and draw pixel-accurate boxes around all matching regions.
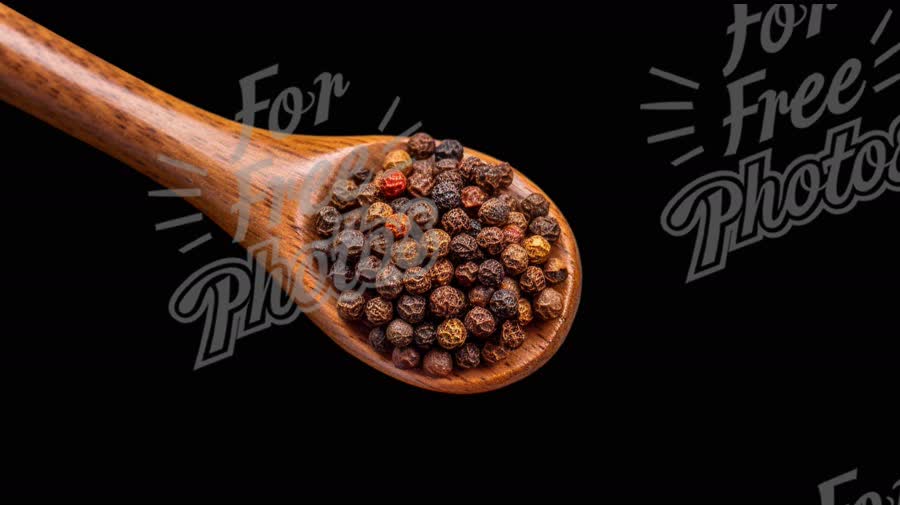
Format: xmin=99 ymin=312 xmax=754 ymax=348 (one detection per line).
xmin=2 ymin=1 xmax=897 ymax=503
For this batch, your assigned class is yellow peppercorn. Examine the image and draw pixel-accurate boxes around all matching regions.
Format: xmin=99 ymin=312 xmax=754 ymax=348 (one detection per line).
xmin=437 ymin=318 xmax=468 ymax=350
xmin=364 ymin=202 xmax=393 ymax=227
xmin=517 ymin=298 xmax=533 ymax=326
xmin=522 ymin=235 xmax=551 ymax=264
xmin=383 ymin=149 xmax=413 ymax=175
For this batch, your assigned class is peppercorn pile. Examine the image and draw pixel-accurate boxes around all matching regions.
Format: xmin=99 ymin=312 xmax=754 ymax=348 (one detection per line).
xmin=313 ymin=133 xmax=568 ymax=377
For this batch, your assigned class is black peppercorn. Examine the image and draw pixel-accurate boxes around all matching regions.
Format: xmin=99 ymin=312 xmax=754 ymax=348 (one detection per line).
xmin=333 ymin=229 xmax=365 ymax=261
xmin=406 ymin=132 xmax=436 ymax=159
xmin=392 ymin=345 xmax=421 ymax=370
xmin=478 ymin=259 xmax=505 ymax=288
xmin=430 ymin=181 xmax=461 ymax=212
xmin=501 ymin=320 xmax=526 ymax=349
xmin=543 ymin=258 xmax=569 ymax=284
xmin=489 ymin=289 xmax=519 ymax=319
xmin=450 ymin=233 xmax=482 ymax=262
xmin=534 ymin=288 xmax=564 ymax=320
xmin=435 ymin=139 xmax=464 ymax=161
xmin=476 ymin=227 xmax=505 ymax=255
xmin=315 ymin=206 xmax=341 ymax=237
xmin=529 ymin=216 xmax=561 ymax=243
xmin=340 ymin=208 xmax=363 ymax=231
xmin=421 ymin=229 xmax=451 ymax=258
xmin=329 ymin=260 xmax=354 ymax=290
xmin=434 ymin=158 xmax=459 ymax=174
xmin=405 ymin=199 xmax=438 ymax=229
xmin=458 ymin=156 xmax=486 ymax=182
xmin=423 ymin=348 xmax=453 ymax=376
xmin=435 ymin=169 xmax=465 ymax=191
xmin=454 ymin=342 xmax=481 ymax=369
xmin=499 ymin=277 xmax=520 ymax=298
xmin=386 ymin=319 xmax=415 ymax=347
xmin=474 ymin=163 xmax=513 ymax=195
xmin=365 ymin=297 xmax=394 ymax=327
xmin=429 ymin=258 xmax=455 ymax=286
xmin=430 ymin=285 xmax=466 ymax=318
xmin=396 ymin=294 xmax=427 ymax=324
xmin=366 ymin=229 xmax=391 ymax=257
xmin=437 ymin=318 xmax=467 ymax=350
xmin=368 ymin=327 xmax=391 ymax=353
xmin=411 ymin=158 xmax=435 ymax=178
xmin=356 ymin=255 xmax=382 ymax=285
xmin=478 ymin=198 xmax=510 ymax=227
xmin=375 ymin=264 xmax=404 ymax=300
xmin=464 ymin=306 xmax=496 ymax=339
xmin=389 ymin=197 xmax=410 ymax=214
xmin=519 ymin=266 xmax=546 ymax=295
xmin=468 ymin=218 xmax=482 ymax=235
xmin=331 ymin=179 xmax=359 ymax=210
xmin=407 ymin=171 xmax=435 ymax=198
xmin=414 ymin=323 xmax=437 ymax=349
xmin=337 ymin=290 xmax=366 ymax=321
xmin=501 ymin=243 xmax=529 ymax=275
xmin=356 ymin=182 xmax=381 ymax=206
xmin=481 ymin=341 xmax=509 ymax=364
xmin=498 ymin=193 xmax=520 ymax=213
xmin=441 ymin=208 xmax=470 ymax=236
xmin=454 ymin=261 xmax=480 ymax=287
xmin=391 ymin=237 xmax=424 ymax=269
xmin=468 ymin=285 xmax=495 ymax=309
xmin=507 ymin=211 xmax=528 ymax=232
xmin=521 ymin=192 xmax=550 ymax=219
xmin=403 ymin=266 xmax=432 ymax=295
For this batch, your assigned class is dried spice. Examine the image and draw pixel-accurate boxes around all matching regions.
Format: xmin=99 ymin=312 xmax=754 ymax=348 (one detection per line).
xmin=489 ymin=289 xmax=519 ymax=320
xmin=500 ymin=320 xmax=526 ymax=349
xmin=461 ymin=186 xmax=488 ymax=213
xmin=378 ymin=169 xmax=407 ymax=198
xmin=543 ymin=258 xmax=568 ymax=284
xmin=429 ymin=258 xmax=455 ymax=286
xmin=478 ymin=259 xmax=505 ymax=288
xmin=502 ymin=224 xmax=525 ymax=246
xmin=474 ymin=163 xmax=513 ymax=194
xmin=331 ymin=179 xmax=359 ymax=210
xmin=356 ymin=182 xmax=381 ymax=206
xmin=458 ymin=156 xmax=485 ymax=182
xmin=337 ymin=290 xmax=366 ymax=321
xmin=522 ymin=235 xmax=552 ymax=264
xmin=478 ymin=198 xmax=510 ymax=227
xmin=481 ymin=341 xmax=509 ymax=364
xmin=386 ymin=319 xmax=414 ymax=347
xmin=365 ymin=297 xmax=393 ymax=327
xmin=454 ymin=262 xmax=480 ymax=287
xmin=366 ymin=229 xmax=391 ymax=257
xmin=529 ymin=216 xmax=561 ymax=243
xmin=385 ymin=213 xmax=410 ymax=239
xmin=450 ymin=233 xmax=482 ymax=262
xmin=315 ymin=206 xmax=341 ymax=237
xmin=407 ymin=171 xmax=435 ymax=198
xmin=391 ymin=238 xmax=423 ymax=269
xmin=411 ymin=158 xmax=435 ymax=178
xmin=341 ymin=208 xmax=363 ymax=231
xmin=441 ymin=208 xmax=471 ymax=236
xmin=464 ymin=306 xmax=496 ymax=339
xmin=403 ymin=266 xmax=432 ymax=295
xmin=405 ymin=199 xmax=438 ymax=229
xmin=476 ymin=227 xmax=505 ymax=255
xmin=468 ymin=218 xmax=482 ymax=235
xmin=356 ymin=255 xmax=382 ymax=285
xmin=383 ymin=149 xmax=413 ymax=175
xmin=430 ymin=181 xmax=461 ymax=212
xmin=437 ymin=318 xmax=467 ymax=350
xmin=414 ymin=324 xmax=437 ymax=349
xmin=519 ymin=266 xmax=546 ymax=294
xmin=501 ymin=243 xmax=529 ymax=275
xmin=389 ymin=197 xmax=410 ymax=214
xmin=364 ymin=201 xmax=394 ymax=228
xmin=392 ymin=346 xmax=421 ymax=369
xmin=430 ymin=285 xmax=466 ymax=318
xmin=368 ymin=327 xmax=390 ymax=353
xmin=396 ymin=295 xmax=427 ymax=324
xmin=507 ymin=211 xmax=528 ymax=232
xmin=434 ymin=158 xmax=459 ymax=174
xmin=500 ymin=277 xmax=520 ymax=298
xmin=329 ymin=261 xmax=354 ymax=289
xmin=422 ymin=229 xmax=451 ymax=258
xmin=454 ymin=342 xmax=481 ymax=369
xmin=435 ymin=139 xmax=464 ymax=161
xmin=334 ymin=229 xmax=365 ymax=260
xmin=406 ymin=132 xmax=436 ymax=160
xmin=468 ymin=285 xmax=495 ymax=308
xmin=375 ymin=264 xmax=404 ymax=300
xmin=534 ymin=288 xmax=564 ymax=320
xmin=423 ymin=348 xmax=453 ymax=377
xmin=517 ymin=298 xmax=533 ymax=326
xmin=498 ymin=193 xmax=520 ymax=213
xmin=521 ymin=192 xmax=550 ymax=219
xmin=435 ymin=169 xmax=465 ymax=191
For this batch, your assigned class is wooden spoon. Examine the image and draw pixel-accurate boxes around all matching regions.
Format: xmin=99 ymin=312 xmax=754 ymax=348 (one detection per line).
xmin=0 ymin=5 xmax=581 ymax=393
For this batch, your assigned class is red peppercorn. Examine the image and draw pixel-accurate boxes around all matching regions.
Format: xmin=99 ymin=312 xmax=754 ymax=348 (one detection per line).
xmin=378 ymin=168 xmax=407 ymax=198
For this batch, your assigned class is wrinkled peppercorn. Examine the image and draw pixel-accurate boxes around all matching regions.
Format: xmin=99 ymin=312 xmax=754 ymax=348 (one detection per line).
xmin=356 ymin=255 xmax=382 ymax=285
xmin=461 ymin=186 xmax=488 ymax=213
xmin=329 ymin=261 xmax=354 ymax=289
xmin=341 ymin=208 xmax=363 ymax=231
xmin=478 ymin=259 xmax=505 ymax=288
xmin=366 ymin=229 xmax=391 ymax=257
xmin=501 ymin=320 xmax=526 ymax=349
xmin=315 ymin=206 xmax=341 ymax=237
xmin=385 ymin=213 xmax=410 ymax=239
xmin=389 ymin=197 xmax=410 ymax=214
xmin=521 ymin=193 xmax=550 ymax=219
xmin=334 ymin=229 xmax=365 ymax=260
xmin=507 ymin=212 xmax=528 ymax=232
xmin=517 ymin=298 xmax=534 ymax=326
xmin=529 ymin=216 xmax=561 ymax=243
xmin=411 ymin=158 xmax=435 ymax=178
xmin=423 ymin=348 xmax=453 ymax=376
xmin=421 ymin=229 xmax=450 ymax=258
xmin=441 ymin=208 xmax=470 ymax=236
xmin=392 ymin=345 xmax=421 ymax=369
xmin=430 ymin=181 xmax=461 ymax=212
xmin=534 ymin=288 xmax=564 ymax=320
xmin=500 ymin=277 xmax=520 ymax=297
xmin=468 ymin=218 xmax=482 ymax=235
xmin=350 ymin=161 xmax=373 ymax=184
xmin=519 ymin=266 xmax=546 ymax=294
xmin=365 ymin=297 xmax=393 ymax=326
xmin=407 ymin=171 xmax=435 ymax=198
xmin=405 ymin=199 xmax=438 ymax=229
xmin=501 ymin=244 xmax=529 ymax=275
xmin=450 ymin=233 xmax=482 ymax=262
xmin=429 ymin=258 xmax=454 ymax=286
xmin=476 ymin=227 xmax=505 ymax=255
xmin=386 ymin=319 xmax=414 ymax=347
xmin=464 ymin=306 xmax=496 ymax=339
xmin=378 ymin=169 xmax=407 ymax=198
xmin=437 ymin=318 xmax=467 ymax=350
xmin=375 ymin=264 xmax=404 ymax=300
xmin=458 ymin=156 xmax=485 ymax=182
xmin=454 ymin=342 xmax=481 ymax=369
xmin=331 ymin=179 xmax=359 ymax=210
xmin=502 ymin=224 xmax=525 ymax=245
xmin=489 ymin=289 xmax=519 ymax=319
xmin=481 ymin=341 xmax=509 ymax=364
xmin=391 ymin=237 xmax=423 ymax=269
xmin=543 ymin=258 xmax=568 ymax=284
xmin=430 ymin=285 xmax=466 ymax=318
xmin=403 ymin=266 xmax=432 ymax=295
xmin=369 ymin=327 xmax=390 ymax=353
xmin=396 ymin=295 xmax=427 ymax=324
xmin=468 ymin=285 xmax=495 ymax=308
xmin=434 ymin=158 xmax=459 ymax=174
xmin=474 ymin=163 xmax=513 ymax=194
xmin=414 ymin=323 xmax=437 ymax=349
xmin=522 ymin=235 xmax=552 ymax=264
xmin=337 ymin=290 xmax=366 ymax=321
xmin=356 ymin=182 xmax=381 ymax=206
xmin=383 ymin=149 xmax=413 ymax=175
xmin=454 ymin=261 xmax=480 ymax=287
xmin=435 ymin=169 xmax=464 ymax=191
xmin=435 ymin=139 xmax=464 ymax=161
xmin=364 ymin=202 xmax=394 ymax=228
xmin=478 ymin=198 xmax=510 ymax=227
xmin=407 ymin=132 xmax=436 ymax=160
xmin=498 ymin=193 xmax=520 ymax=213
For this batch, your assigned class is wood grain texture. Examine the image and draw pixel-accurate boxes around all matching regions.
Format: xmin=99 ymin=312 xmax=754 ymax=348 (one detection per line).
xmin=0 ymin=4 xmax=582 ymax=393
